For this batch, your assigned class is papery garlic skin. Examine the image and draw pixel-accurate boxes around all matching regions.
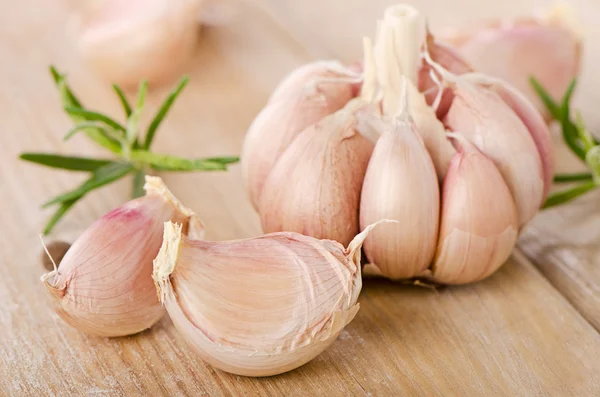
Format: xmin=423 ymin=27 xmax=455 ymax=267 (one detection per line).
xmin=440 ymin=7 xmax=581 ymax=118
xmin=443 ymin=80 xmax=544 ymax=227
xmin=432 ymin=138 xmax=518 ymax=285
xmin=241 ymin=61 xmax=360 ymax=210
xmin=259 ymin=99 xmax=376 ymax=247
xmin=41 ymin=176 xmax=202 ymax=337
xmin=153 ymin=221 xmax=378 ymax=377
xmin=359 ymin=117 xmax=439 ymax=279
xmin=75 ymin=0 xmax=202 ymax=88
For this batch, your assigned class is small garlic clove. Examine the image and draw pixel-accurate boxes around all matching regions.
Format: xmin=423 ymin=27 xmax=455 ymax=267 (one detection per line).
xmin=440 ymin=5 xmax=581 ymax=118
xmin=443 ymin=79 xmax=544 ymax=227
xmin=258 ymin=98 xmax=376 ymax=247
xmin=432 ymin=137 xmax=518 ymax=285
xmin=75 ymin=0 xmax=202 ymax=88
xmin=465 ymin=74 xmax=555 ymax=201
xmin=152 ymin=220 xmax=384 ymax=377
xmin=241 ymin=61 xmax=360 ymax=210
xmin=41 ymin=176 xmax=202 ymax=337
xmin=359 ymin=114 xmax=440 ymax=279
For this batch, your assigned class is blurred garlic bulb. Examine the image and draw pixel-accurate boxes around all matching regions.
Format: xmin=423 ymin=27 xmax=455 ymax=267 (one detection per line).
xmin=41 ymin=176 xmax=203 ymax=337
xmin=75 ymin=0 xmax=202 ymax=88
xmin=359 ymin=81 xmax=440 ymax=279
xmin=259 ymin=99 xmax=376 ymax=247
xmin=432 ymin=136 xmax=518 ymax=284
xmin=152 ymin=220 xmax=385 ymax=376
xmin=241 ymin=60 xmax=361 ymax=209
xmin=439 ymin=4 xmax=582 ymax=118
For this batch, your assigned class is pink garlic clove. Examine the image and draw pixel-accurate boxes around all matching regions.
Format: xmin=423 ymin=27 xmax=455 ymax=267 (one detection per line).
xmin=241 ymin=61 xmax=360 ymax=210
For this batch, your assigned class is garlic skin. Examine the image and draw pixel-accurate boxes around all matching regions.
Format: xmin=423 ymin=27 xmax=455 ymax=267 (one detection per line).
xmin=432 ymin=137 xmax=518 ymax=285
xmin=259 ymin=99 xmax=376 ymax=247
xmin=241 ymin=61 xmax=360 ymax=210
xmin=440 ymin=5 xmax=581 ymax=118
xmin=153 ymin=221 xmax=382 ymax=377
xmin=359 ymin=116 xmax=440 ymax=279
xmin=443 ymin=79 xmax=544 ymax=227
xmin=75 ymin=0 xmax=202 ymax=88
xmin=41 ymin=176 xmax=202 ymax=337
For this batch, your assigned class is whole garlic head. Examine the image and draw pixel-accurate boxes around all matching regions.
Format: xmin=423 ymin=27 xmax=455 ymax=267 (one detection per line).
xmin=41 ymin=176 xmax=203 ymax=337
xmin=75 ymin=0 xmax=202 ymax=88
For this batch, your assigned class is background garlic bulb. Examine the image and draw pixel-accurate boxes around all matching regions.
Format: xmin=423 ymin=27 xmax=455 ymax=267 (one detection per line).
xmin=41 ymin=177 xmax=203 ymax=337
xmin=152 ymin=221 xmax=383 ymax=376
xmin=438 ymin=4 xmax=581 ymax=119
xmin=242 ymin=3 xmax=555 ymax=285
xmin=74 ymin=0 xmax=202 ymax=88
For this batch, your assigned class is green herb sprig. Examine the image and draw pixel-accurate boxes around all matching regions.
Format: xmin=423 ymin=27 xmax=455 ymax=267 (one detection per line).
xmin=531 ymin=77 xmax=600 ymax=208
xmin=21 ymin=66 xmax=239 ymax=235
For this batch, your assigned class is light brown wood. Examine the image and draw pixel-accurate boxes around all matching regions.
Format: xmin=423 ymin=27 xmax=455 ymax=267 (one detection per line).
xmin=2 ymin=0 xmax=600 ymax=396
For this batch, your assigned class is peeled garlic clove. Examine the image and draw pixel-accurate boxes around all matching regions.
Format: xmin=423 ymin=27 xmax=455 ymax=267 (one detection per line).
xmin=443 ymin=79 xmax=544 ymax=227
xmin=359 ymin=115 xmax=440 ymax=279
xmin=41 ymin=176 xmax=202 ymax=337
xmin=440 ymin=5 xmax=581 ymax=118
xmin=259 ymin=98 xmax=376 ymax=247
xmin=153 ymin=220 xmax=382 ymax=376
xmin=432 ymin=137 xmax=518 ymax=285
xmin=241 ymin=61 xmax=360 ymax=210
xmin=75 ymin=0 xmax=202 ymax=88
xmin=466 ymin=74 xmax=555 ymax=201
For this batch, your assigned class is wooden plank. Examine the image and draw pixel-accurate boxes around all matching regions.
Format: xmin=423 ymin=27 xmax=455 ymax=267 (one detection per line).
xmin=1 ymin=0 xmax=600 ymax=396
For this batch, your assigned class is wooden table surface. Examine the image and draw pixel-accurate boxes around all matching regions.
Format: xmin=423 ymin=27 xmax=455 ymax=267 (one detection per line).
xmin=2 ymin=0 xmax=600 ymax=395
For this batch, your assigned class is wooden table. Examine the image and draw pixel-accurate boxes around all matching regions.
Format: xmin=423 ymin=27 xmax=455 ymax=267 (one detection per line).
xmin=2 ymin=0 xmax=600 ymax=395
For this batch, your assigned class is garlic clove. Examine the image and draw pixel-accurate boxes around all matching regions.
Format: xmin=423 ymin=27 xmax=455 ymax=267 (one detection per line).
xmin=359 ymin=110 xmax=440 ymax=279
xmin=440 ymin=5 xmax=581 ymax=119
xmin=443 ymin=79 xmax=544 ymax=227
xmin=152 ymin=220 xmax=384 ymax=377
xmin=419 ymin=32 xmax=474 ymax=119
xmin=432 ymin=136 xmax=518 ymax=285
xmin=241 ymin=61 xmax=360 ymax=210
xmin=258 ymin=98 xmax=376 ymax=247
xmin=75 ymin=0 xmax=202 ymax=88
xmin=464 ymin=73 xmax=555 ymax=201
xmin=41 ymin=176 xmax=202 ymax=337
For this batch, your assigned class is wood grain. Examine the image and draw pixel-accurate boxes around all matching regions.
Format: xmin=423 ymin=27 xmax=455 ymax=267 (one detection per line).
xmin=2 ymin=0 xmax=600 ymax=396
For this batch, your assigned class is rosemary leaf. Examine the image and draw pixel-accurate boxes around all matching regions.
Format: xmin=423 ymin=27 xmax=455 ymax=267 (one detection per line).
xmin=20 ymin=153 xmax=113 ymax=172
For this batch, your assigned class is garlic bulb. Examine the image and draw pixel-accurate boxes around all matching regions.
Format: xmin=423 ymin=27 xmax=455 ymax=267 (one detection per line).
xmin=75 ymin=0 xmax=202 ymax=88
xmin=432 ymin=136 xmax=518 ymax=284
xmin=241 ymin=60 xmax=361 ymax=209
xmin=258 ymin=98 xmax=376 ymax=247
xmin=41 ymin=176 xmax=203 ymax=337
xmin=152 ymin=220 xmax=384 ymax=376
xmin=439 ymin=4 xmax=581 ymax=118
xmin=359 ymin=83 xmax=440 ymax=279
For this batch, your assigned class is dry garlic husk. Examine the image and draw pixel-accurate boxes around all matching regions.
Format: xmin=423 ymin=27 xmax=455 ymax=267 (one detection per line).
xmin=241 ymin=61 xmax=361 ymax=209
xmin=152 ymin=220 xmax=383 ymax=377
xmin=359 ymin=90 xmax=440 ymax=279
xmin=258 ymin=98 xmax=376 ymax=247
xmin=75 ymin=0 xmax=202 ymax=88
xmin=439 ymin=4 xmax=581 ymax=118
xmin=361 ymin=4 xmax=455 ymax=179
xmin=442 ymin=76 xmax=544 ymax=227
xmin=432 ymin=136 xmax=518 ymax=285
xmin=41 ymin=176 xmax=203 ymax=337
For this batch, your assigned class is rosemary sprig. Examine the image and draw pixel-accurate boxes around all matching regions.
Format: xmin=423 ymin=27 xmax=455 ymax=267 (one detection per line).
xmin=531 ymin=77 xmax=600 ymax=209
xmin=21 ymin=66 xmax=239 ymax=234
